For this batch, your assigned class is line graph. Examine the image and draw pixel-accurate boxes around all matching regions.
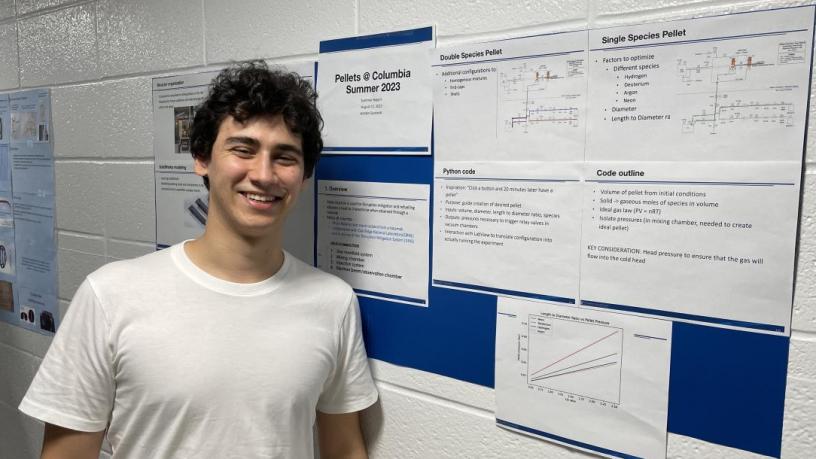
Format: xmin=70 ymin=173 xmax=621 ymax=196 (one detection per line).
xmin=527 ymin=315 xmax=623 ymax=404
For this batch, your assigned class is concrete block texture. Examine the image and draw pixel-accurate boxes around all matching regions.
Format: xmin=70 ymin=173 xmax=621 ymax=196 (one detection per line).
xmin=789 ymin=334 xmax=816 ymax=381
xmin=596 ymin=0 xmax=713 ymax=16
xmin=369 ymin=359 xmax=495 ymax=412
xmin=52 ymin=78 xmax=153 ymax=159
xmin=55 ymin=161 xmax=105 ymax=234
xmin=57 ymin=232 xmax=106 ymax=300
xmin=362 ymin=382 xmax=585 ymax=459
xmin=17 ymin=3 xmax=98 ymax=86
xmin=0 ymin=22 xmax=19 ymax=90
xmin=56 ymin=161 xmax=155 ymax=242
xmin=0 ymin=342 xmax=42 ymax=409
xmin=0 ymin=321 xmax=51 ymax=358
xmin=96 ymin=0 xmax=204 ymax=77
xmin=666 ymin=433 xmax=766 ymax=458
xmin=100 ymin=162 xmax=155 ymax=242
xmin=16 ymin=0 xmax=76 ymax=16
xmin=106 ymin=239 xmax=154 ymax=261
xmin=793 ymin=171 xmax=816 ymax=331
xmin=782 ymin=377 xmax=816 ymax=458
xmin=359 ymin=0 xmax=587 ymax=37
xmin=58 ymin=299 xmax=69 ymax=320
xmin=204 ymin=0 xmax=355 ymax=64
xmin=0 ymin=1 xmax=15 ymax=22
xmin=0 ymin=400 xmax=42 ymax=459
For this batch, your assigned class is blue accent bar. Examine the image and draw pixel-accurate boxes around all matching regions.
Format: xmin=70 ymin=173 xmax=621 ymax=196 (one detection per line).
xmin=581 ymin=300 xmax=785 ymax=333
xmin=496 ymin=419 xmax=640 ymax=459
xmin=434 ymin=279 xmax=575 ymax=304
xmin=320 ymin=26 xmax=433 ymax=53
xmin=354 ymin=288 xmax=426 ymax=305
xmin=323 ymin=146 xmax=429 ymax=153
xmin=156 ymin=244 xmax=169 ymax=250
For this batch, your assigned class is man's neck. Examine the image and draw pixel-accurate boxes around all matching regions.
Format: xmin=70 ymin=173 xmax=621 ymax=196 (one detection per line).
xmin=184 ymin=228 xmax=285 ymax=284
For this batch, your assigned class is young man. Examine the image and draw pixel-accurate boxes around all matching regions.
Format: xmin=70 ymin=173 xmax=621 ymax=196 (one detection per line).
xmin=19 ymin=62 xmax=378 ymax=458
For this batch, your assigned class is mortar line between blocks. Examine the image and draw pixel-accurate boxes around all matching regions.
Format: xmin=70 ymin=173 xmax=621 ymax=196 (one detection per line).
xmin=374 ymin=380 xmax=494 ymax=419
xmin=0 ymin=340 xmax=45 ymax=361
xmin=15 ymin=0 xmax=96 ymax=22
xmin=791 ymin=329 xmax=816 ymax=341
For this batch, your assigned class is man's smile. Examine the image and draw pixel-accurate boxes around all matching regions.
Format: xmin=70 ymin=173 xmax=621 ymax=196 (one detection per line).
xmin=240 ymin=192 xmax=284 ymax=203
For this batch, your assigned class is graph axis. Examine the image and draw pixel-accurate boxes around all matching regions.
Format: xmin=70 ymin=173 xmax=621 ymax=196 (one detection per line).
xmin=526 ymin=315 xmax=624 ymax=405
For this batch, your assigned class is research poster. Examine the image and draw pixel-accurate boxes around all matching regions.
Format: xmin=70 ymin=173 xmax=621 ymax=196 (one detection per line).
xmin=316 ymin=180 xmax=430 ymax=305
xmin=317 ymin=27 xmax=434 ymax=154
xmin=152 ymin=62 xmax=316 ymax=258
xmin=429 ymin=6 xmax=812 ymax=336
xmin=433 ymin=29 xmax=587 ymax=162
xmin=432 ymin=161 xmax=581 ymax=303
xmin=580 ymin=6 xmax=812 ymax=334
xmin=496 ymin=298 xmax=672 ymax=459
xmin=0 ymin=90 xmax=58 ymax=335
xmin=153 ymin=70 xmax=218 ymax=249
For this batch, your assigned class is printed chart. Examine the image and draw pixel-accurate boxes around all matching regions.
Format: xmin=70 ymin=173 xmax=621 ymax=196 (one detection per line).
xmin=496 ymin=298 xmax=671 ymax=459
xmin=526 ymin=314 xmax=622 ymax=404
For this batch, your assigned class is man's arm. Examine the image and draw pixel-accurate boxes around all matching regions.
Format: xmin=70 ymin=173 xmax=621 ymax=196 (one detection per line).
xmin=41 ymin=423 xmax=105 ymax=459
xmin=316 ymin=411 xmax=368 ymax=459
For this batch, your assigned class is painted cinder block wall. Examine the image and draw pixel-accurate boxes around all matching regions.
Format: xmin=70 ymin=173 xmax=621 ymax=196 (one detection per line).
xmin=0 ymin=0 xmax=813 ymax=457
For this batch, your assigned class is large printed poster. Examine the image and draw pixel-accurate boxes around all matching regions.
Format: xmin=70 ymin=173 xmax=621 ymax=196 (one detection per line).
xmin=0 ymin=90 xmax=58 ymax=335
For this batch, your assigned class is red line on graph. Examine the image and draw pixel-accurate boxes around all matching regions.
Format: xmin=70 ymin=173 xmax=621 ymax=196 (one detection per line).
xmin=529 ymin=330 xmax=619 ymax=378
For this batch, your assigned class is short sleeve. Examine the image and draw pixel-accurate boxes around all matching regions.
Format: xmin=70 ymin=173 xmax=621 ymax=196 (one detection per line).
xmin=18 ymin=278 xmax=115 ymax=432
xmin=317 ymin=294 xmax=378 ymax=414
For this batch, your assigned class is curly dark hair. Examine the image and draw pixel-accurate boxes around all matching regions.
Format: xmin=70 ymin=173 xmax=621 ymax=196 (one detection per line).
xmin=191 ymin=61 xmax=323 ymax=187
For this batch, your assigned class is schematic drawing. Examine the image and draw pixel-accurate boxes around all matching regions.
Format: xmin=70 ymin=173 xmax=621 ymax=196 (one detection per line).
xmin=676 ymin=44 xmax=803 ymax=134
xmin=497 ymin=59 xmax=583 ymax=135
xmin=526 ymin=314 xmax=623 ymax=404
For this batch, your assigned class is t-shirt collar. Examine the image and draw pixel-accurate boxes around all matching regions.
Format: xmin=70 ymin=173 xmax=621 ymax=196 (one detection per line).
xmin=171 ymin=240 xmax=291 ymax=297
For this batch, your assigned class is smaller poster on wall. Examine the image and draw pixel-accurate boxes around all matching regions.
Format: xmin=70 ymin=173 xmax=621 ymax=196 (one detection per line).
xmin=0 ymin=90 xmax=59 ymax=335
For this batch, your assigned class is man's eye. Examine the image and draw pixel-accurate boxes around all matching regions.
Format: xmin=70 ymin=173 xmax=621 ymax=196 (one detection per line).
xmin=277 ymin=155 xmax=299 ymax=164
xmin=232 ymin=147 xmax=252 ymax=155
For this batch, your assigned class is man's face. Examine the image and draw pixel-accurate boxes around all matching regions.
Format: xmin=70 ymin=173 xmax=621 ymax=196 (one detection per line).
xmin=194 ymin=114 xmax=306 ymax=240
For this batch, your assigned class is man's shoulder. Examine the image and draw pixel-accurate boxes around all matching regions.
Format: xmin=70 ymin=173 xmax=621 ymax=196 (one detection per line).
xmin=87 ymin=246 xmax=174 ymax=290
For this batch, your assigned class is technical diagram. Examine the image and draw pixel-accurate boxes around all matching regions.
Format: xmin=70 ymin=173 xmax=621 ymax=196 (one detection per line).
xmin=497 ymin=59 xmax=584 ymax=134
xmin=677 ymin=45 xmax=803 ymax=134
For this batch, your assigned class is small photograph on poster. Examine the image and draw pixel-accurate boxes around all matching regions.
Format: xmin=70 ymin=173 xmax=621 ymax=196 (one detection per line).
xmin=11 ymin=112 xmax=36 ymax=141
xmin=0 ymin=240 xmax=14 ymax=275
xmin=38 ymin=123 xmax=49 ymax=142
xmin=0 ymin=280 xmax=12 ymax=311
xmin=185 ymin=194 xmax=209 ymax=226
xmin=0 ymin=198 xmax=12 ymax=228
xmin=174 ymin=106 xmax=195 ymax=154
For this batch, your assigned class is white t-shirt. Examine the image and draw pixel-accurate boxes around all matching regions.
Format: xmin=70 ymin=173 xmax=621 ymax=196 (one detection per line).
xmin=19 ymin=242 xmax=378 ymax=458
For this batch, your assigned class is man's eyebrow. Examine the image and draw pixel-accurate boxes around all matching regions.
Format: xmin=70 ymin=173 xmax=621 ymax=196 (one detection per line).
xmin=225 ymin=136 xmax=303 ymax=155
xmin=224 ymin=136 xmax=259 ymax=147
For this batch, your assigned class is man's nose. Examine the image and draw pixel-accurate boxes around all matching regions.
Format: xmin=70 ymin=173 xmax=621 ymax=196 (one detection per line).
xmin=248 ymin=155 xmax=279 ymax=185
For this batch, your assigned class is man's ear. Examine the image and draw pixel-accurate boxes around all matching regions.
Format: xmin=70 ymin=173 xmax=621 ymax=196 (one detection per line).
xmin=193 ymin=156 xmax=209 ymax=177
